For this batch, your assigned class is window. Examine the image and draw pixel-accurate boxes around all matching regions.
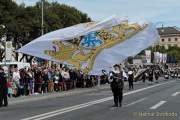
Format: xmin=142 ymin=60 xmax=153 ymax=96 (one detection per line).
xmin=168 ymin=38 xmax=171 ymax=41
xmin=161 ymin=39 xmax=165 ymax=42
xmin=175 ymin=38 xmax=178 ymax=41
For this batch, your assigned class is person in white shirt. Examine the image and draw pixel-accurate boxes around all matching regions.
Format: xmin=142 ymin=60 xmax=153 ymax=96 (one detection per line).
xmin=61 ymin=68 xmax=70 ymax=80
xmin=12 ymin=68 xmax=21 ymax=88
xmin=61 ymin=68 xmax=70 ymax=90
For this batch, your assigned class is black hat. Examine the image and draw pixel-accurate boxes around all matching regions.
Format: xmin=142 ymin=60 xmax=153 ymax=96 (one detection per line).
xmin=113 ymin=64 xmax=120 ymax=68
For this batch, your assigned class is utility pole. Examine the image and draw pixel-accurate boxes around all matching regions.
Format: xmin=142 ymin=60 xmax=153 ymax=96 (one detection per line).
xmin=41 ymin=0 xmax=44 ymax=35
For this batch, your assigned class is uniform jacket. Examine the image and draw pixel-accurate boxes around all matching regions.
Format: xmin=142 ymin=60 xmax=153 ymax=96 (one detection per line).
xmin=110 ymin=71 xmax=124 ymax=91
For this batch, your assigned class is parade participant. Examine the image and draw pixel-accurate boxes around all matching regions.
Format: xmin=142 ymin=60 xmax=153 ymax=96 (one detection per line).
xmin=0 ymin=67 xmax=8 ymax=107
xmin=164 ymin=70 xmax=169 ymax=79
xmin=142 ymin=72 xmax=146 ymax=83
xmin=109 ymin=64 xmax=124 ymax=107
xmin=148 ymin=69 xmax=154 ymax=84
xmin=100 ymin=70 xmax=109 ymax=84
xmin=154 ymin=69 xmax=160 ymax=83
xmin=122 ymin=69 xmax=128 ymax=81
xmin=128 ymin=69 xmax=134 ymax=90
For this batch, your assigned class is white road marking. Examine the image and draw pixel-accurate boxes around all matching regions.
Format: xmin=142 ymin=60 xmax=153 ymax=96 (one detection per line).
xmin=150 ymin=101 xmax=167 ymax=110
xmin=32 ymin=97 xmax=113 ymax=120
xmin=22 ymin=80 xmax=174 ymax=120
xmin=22 ymin=97 xmax=113 ymax=120
xmin=172 ymin=92 xmax=180 ymax=97
xmin=124 ymin=97 xmax=147 ymax=107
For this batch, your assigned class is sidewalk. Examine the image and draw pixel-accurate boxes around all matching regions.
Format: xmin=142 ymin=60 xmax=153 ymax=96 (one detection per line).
xmin=9 ymin=84 xmax=110 ymax=105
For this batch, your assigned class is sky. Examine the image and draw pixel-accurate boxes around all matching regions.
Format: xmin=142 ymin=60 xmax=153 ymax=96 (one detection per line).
xmin=15 ymin=0 xmax=180 ymax=27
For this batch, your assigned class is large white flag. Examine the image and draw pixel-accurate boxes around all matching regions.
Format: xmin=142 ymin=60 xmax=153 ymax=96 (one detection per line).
xmin=18 ymin=16 xmax=159 ymax=74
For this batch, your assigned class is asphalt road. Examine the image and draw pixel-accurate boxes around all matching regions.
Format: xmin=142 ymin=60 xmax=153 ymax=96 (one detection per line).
xmin=0 ymin=78 xmax=180 ymax=120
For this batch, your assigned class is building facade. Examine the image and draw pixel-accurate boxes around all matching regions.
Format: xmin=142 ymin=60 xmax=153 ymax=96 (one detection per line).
xmin=156 ymin=27 xmax=180 ymax=49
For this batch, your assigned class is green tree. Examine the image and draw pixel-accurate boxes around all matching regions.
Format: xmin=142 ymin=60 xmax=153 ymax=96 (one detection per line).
xmin=0 ymin=0 xmax=91 ymax=62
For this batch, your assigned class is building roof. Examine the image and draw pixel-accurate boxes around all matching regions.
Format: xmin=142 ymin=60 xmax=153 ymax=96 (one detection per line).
xmin=157 ymin=27 xmax=180 ymax=36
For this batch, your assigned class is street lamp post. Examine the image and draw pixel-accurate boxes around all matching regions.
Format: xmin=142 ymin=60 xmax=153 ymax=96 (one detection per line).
xmin=41 ymin=0 xmax=52 ymax=66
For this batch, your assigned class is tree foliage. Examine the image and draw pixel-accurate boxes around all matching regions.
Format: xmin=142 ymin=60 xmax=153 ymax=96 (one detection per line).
xmin=0 ymin=0 xmax=91 ymax=61
xmin=1 ymin=0 xmax=91 ymax=44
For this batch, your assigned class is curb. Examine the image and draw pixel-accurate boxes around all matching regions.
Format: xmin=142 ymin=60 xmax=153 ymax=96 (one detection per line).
xmin=9 ymin=85 xmax=110 ymax=105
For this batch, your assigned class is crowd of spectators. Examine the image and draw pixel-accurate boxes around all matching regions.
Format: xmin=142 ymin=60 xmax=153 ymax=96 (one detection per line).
xmin=6 ymin=64 xmax=107 ymax=98
xmin=4 ymin=63 xmax=180 ymax=98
